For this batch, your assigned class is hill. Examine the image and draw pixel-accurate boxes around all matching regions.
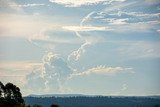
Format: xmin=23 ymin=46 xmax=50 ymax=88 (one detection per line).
xmin=24 ymin=94 xmax=160 ymax=107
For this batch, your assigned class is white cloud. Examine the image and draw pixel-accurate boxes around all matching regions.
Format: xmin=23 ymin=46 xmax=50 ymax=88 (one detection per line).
xmin=25 ymin=52 xmax=73 ymax=93
xmin=30 ymin=28 xmax=80 ymax=44
xmin=0 ymin=61 xmax=41 ymax=76
xmin=23 ymin=52 xmax=134 ymax=94
xmin=0 ymin=14 xmax=55 ymax=38
xmin=0 ymin=61 xmax=41 ymax=94
xmin=121 ymin=84 xmax=127 ymax=91
xmin=71 ymin=65 xmax=134 ymax=76
xmin=105 ymin=18 xmax=128 ymax=25
xmin=79 ymin=0 xmax=160 ymax=33
xmin=63 ymin=26 xmax=107 ymax=32
xmin=118 ymin=41 xmax=160 ymax=59
xmin=49 ymin=0 xmax=125 ymax=7
xmin=81 ymin=10 xmax=160 ymax=33
xmin=11 ymin=4 xmax=46 ymax=8
xmin=111 ymin=83 xmax=128 ymax=95
xmin=68 ymin=41 xmax=91 ymax=61
xmin=157 ymin=29 xmax=160 ymax=33
xmin=63 ymin=25 xmax=108 ymax=61
xmin=0 ymin=0 xmax=22 ymax=12
xmin=145 ymin=0 xmax=160 ymax=5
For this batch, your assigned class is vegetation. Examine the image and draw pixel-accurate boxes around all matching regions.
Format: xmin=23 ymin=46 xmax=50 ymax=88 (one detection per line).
xmin=24 ymin=96 xmax=160 ymax=107
xmin=1 ymin=81 xmax=160 ymax=107
xmin=0 ymin=81 xmax=25 ymax=107
xmin=0 ymin=81 xmax=58 ymax=107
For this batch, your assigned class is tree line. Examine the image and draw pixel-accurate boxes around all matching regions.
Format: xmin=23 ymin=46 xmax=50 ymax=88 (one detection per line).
xmin=0 ymin=81 xmax=58 ymax=107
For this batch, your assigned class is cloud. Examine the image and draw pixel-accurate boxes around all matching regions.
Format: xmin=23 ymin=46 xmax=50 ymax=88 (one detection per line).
xmin=0 ymin=61 xmax=41 ymax=76
xmin=29 ymin=27 xmax=82 ymax=50
xmin=71 ymin=65 xmax=134 ymax=76
xmin=121 ymin=84 xmax=127 ymax=91
xmin=0 ymin=13 xmax=55 ymax=38
xmin=68 ymin=41 xmax=91 ymax=61
xmin=63 ymin=26 xmax=107 ymax=32
xmin=81 ymin=10 xmax=160 ymax=33
xmin=144 ymin=0 xmax=160 ymax=5
xmin=65 ymin=0 xmax=159 ymax=62
xmin=80 ymin=0 xmax=160 ymax=33
xmin=0 ymin=0 xmax=22 ymax=12
xmin=29 ymin=27 xmax=82 ymax=44
xmin=118 ymin=41 xmax=160 ymax=59
xmin=25 ymin=52 xmax=73 ymax=93
xmin=157 ymin=29 xmax=160 ymax=33
xmin=49 ymin=0 xmax=125 ymax=7
xmin=11 ymin=4 xmax=46 ymax=8
xmin=25 ymin=68 xmax=46 ymax=91
xmin=111 ymin=83 xmax=128 ymax=95
xmin=0 ymin=61 xmax=41 ymax=93
xmin=67 ymin=31 xmax=102 ymax=61
xmin=24 ymin=52 xmax=134 ymax=94
xmin=42 ymin=52 xmax=72 ymax=80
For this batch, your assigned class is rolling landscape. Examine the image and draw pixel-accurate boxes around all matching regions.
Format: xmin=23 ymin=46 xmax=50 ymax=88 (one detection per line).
xmin=24 ymin=94 xmax=160 ymax=107
xmin=0 ymin=0 xmax=160 ymax=107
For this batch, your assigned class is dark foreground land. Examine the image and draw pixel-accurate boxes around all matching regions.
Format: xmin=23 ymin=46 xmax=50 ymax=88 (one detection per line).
xmin=24 ymin=95 xmax=160 ymax=107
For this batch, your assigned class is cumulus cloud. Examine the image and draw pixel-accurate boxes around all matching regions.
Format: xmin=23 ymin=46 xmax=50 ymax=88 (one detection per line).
xmin=26 ymin=68 xmax=45 ymax=91
xmin=42 ymin=52 xmax=72 ymax=80
xmin=25 ymin=52 xmax=73 ymax=93
xmin=49 ymin=0 xmax=125 ymax=7
xmin=24 ymin=52 xmax=134 ymax=93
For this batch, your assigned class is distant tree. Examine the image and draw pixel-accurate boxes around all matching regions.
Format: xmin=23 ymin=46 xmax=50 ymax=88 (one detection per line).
xmin=32 ymin=104 xmax=42 ymax=107
xmin=154 ymin=104 xmax=160 ymax=107
xmin=27 ymin=105 xmax=31 ymax=107
xmin=0 ymin=81 xmax=25 ymax=107
xmin=0 ymin=81 xmax=5 ymax=98
xmin=50 ymin=104 xmax=59 ymax=107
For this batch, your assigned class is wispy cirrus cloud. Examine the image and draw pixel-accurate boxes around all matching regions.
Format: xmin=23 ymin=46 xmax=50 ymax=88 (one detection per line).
xmin=111 ymin=83 xmax=128 ymax=95
xmin=71 ymin=65 xmax=134 ymax=76
xmin=81 ymin=11 xmax=160 ymax=33
xmin=65 ymin=0 xmax=160 ymax=62
xmin=0 ymin=61 xmax=41 ymax=76
xmin=49 ymin=0 xmax=125 ymax=7
xmin=0 ymin=13 xmax=56 ymax=38
xmin=118 ymin=41 xmax=160 ymax=59
xmin=63 ymin=26 xmax=107 ymax=32
xmin=10 ymin=3 xmax=46 ymax=8
xmin=80 ymin=0 xmax=160 ymax=33
xmin=0 ymin=0 xmax=22 ymax=12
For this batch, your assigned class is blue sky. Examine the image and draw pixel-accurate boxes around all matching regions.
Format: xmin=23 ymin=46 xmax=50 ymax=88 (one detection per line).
xmin=0 ymin=0 xmax=160 ymax=96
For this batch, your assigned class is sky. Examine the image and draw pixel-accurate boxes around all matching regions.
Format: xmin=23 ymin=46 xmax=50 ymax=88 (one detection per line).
xmin=0 ymin=0 xmax=160 ymax=96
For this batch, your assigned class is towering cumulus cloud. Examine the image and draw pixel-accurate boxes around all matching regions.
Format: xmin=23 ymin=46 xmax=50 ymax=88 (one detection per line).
xmin=25 ymin=52 xmax=133 ymax=93
xmin=25 ymin=52 xmax=73 ymax=93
